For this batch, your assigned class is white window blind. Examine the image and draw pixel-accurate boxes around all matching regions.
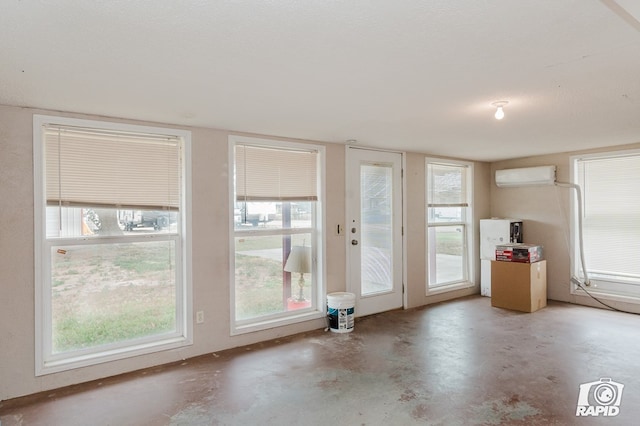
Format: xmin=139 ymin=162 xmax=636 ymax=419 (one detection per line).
xmin=577 ymin=154 xmax=640 ymax=277
xmin=235 ymin=144 xmax=318 ymax=201
xmin=427 ymin=163 xmax=468 ymax=207
xmin=44 ymin=125 xmax=181 ymax=210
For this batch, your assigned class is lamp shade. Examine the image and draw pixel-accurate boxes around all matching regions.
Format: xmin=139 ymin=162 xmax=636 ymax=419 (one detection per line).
xmin=284 ymin=246 xmax=311 ymax=274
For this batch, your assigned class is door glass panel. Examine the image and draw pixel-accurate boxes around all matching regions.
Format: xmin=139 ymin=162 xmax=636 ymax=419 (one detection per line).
xmin=360 ymin=164 xmax=393 ymax=295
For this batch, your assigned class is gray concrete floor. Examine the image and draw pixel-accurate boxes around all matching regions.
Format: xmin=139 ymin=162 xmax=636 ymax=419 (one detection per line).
xmin=2 ymin=296 xmax=640 ymax=425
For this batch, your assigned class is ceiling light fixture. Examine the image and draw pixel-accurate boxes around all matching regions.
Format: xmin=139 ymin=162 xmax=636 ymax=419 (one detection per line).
xmin=492 ymin=101 xmax=509 ymax=120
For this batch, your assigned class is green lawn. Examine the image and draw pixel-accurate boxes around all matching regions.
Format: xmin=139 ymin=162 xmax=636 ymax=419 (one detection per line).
xmin=51 ymin=228 xmax=459 ymax=350
xmin=51 ymin=241 xmax=176 ymax=353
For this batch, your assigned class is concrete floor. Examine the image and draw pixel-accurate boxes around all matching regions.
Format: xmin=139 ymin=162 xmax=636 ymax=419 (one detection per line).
xmin=2 ymin=296 xmax=639 ymax=425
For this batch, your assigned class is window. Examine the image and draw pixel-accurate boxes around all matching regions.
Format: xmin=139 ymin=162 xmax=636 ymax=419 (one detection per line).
xmin=34 ymin=115 xmax=191 ymax=375
xmin=572 ymin=150 xmax=640 ymax=300
xmin=426 ymin=159 xmax=473 ymax=293
xmin=230 ymin=136 xmax=324 ymax=334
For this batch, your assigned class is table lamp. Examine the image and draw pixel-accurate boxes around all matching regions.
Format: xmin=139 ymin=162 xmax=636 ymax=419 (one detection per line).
xmin=284 ymin=245 xmax=311 ymax=301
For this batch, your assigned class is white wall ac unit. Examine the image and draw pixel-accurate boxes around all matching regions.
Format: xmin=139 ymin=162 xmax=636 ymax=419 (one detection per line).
xmin=495 ymin=165 xmax=556 ymax=188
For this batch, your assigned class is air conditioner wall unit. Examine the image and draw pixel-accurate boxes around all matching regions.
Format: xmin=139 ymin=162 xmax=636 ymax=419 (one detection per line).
xmin=495 ymin=165 xmax=557 ymax=188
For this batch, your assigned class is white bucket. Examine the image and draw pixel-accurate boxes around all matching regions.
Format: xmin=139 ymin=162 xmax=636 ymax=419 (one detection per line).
xmin=327 ymin=292 xmax=355 ymax=333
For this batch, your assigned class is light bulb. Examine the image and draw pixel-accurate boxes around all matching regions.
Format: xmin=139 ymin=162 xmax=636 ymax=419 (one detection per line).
xmin=492 ymin=101 xmax=508 ymax=120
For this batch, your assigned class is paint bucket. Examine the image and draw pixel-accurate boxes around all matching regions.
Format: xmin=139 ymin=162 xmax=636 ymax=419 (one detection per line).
xmin=327 ymin=292 xmax=355 ymax=333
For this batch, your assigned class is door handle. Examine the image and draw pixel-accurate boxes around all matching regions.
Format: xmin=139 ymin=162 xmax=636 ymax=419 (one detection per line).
xmin=351 ymin=239 xmax=359 ymax=245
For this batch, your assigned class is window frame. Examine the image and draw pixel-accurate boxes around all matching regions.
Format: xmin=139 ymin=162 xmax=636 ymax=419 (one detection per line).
xmin=229 ymin=135 xmax=326 ymax=335
xmin=570 ymin=149 xmax=640 ymax=303
xmin=425 ymin=158 xmax=474 ymax=295
xmin=33 ymin=114 xmax=192 ymax=375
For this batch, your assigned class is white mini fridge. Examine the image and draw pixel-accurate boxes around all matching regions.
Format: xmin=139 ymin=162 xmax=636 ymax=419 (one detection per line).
xmin=480 ymin=218 xmax=523 ymax=296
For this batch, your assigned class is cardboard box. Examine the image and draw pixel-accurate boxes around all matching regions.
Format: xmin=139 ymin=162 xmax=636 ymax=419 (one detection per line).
xmin=496 ymin=243 xmax=543 ymax=263
xmin=491 ymin=260 xmax=547 ymax=313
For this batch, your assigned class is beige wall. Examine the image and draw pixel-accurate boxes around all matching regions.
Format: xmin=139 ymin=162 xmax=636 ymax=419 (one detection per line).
xmin=0 ymin=104 xmax=489 ymax=400
xmin=491 ymin=143 xmax=640 ymax=313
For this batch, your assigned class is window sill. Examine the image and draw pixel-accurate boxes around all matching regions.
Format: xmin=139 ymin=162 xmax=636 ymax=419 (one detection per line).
xmin=571 ymin=286 xmax=640 ymax=306
xmin=231 ymin=309 xmax=325 ymax=336
xmin=426 ymin=281 xmax=474 ymax=296
xmin=37 ymin=335 xmax=192 ymax=376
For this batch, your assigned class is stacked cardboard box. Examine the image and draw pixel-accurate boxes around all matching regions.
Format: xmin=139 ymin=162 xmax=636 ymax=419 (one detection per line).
xmin=491 ymin=260 xmax=547 ymax=313
xmin=496 ymin=243 xmax=543 ymax=263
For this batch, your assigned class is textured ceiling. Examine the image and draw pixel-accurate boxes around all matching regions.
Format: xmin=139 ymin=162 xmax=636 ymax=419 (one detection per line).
xmin=1 ymin=0 xmax=639 ymax=161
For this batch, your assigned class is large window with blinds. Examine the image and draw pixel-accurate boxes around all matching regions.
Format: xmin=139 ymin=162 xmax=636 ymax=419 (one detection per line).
xmin=426 ymin=159 xmax=473 ymax=293
xmin=33 ymin=115 xmax=191 ymax=374
xmin=230 ymin=136 xmax=324 ymax=334
xmin=572 ymin=149 xmax=640 ymax=300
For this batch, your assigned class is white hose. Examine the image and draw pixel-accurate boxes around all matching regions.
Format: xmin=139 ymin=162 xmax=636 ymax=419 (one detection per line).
xmin=555 ymin=182 xmax=591 ymax=286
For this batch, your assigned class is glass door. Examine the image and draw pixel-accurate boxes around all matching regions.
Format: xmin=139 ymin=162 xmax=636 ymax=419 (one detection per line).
xmin=346 ymin=147 xmax=403 ymax=316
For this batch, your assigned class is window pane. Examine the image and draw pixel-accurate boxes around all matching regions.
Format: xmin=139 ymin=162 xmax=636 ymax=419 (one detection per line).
xmin=235 ymin=233 xmax=312 ymax=320
xmin=234 ymin=202 xmax=312 ymax=230
xmin=578 ymin=155 xmax=640 ymax=279
xmin=44 ymin=125 xmax=180 ymax=210
xmin=428 ymin=225 xmax=465 ymax=287
xmin=47 ymin=207 xmax=176 ymax=238
xmin=427 ymin=163 xmax=467 ymax=206
xmin=426 ymin=159 xmax=472 ymax=293
xmin=429 ymin=207 xmax=462 ymax=223
xmin=235 ymin=144 xmax=318 ymax=201
xmin=231 ymin=140 xmax=322 ymax=331
xmin=36 ymin=116 xmax=189 ymax=373
xmin=51 ymin=240 xmax=176 ymax=353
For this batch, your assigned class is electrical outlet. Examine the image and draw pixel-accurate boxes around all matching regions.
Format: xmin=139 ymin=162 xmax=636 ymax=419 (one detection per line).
xmin=196 ymin=311 xmax=204 ymax=324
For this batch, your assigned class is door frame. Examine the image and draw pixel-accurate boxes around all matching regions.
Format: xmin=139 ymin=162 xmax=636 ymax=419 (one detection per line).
xmin=345 ymin=145 xmax=407 ymax=316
